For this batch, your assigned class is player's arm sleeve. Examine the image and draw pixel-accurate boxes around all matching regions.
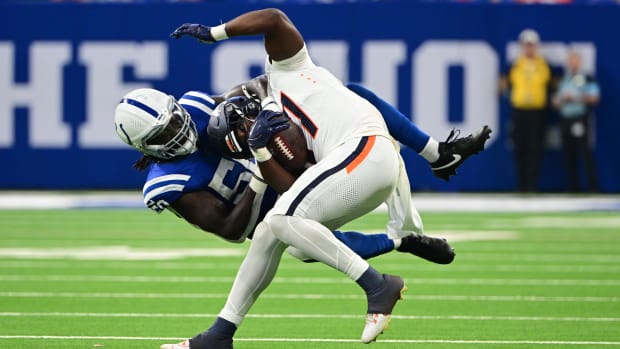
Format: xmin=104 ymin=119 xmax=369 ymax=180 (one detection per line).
xmin=143 ymin=174 xmax=190 ymax=214
xmin=179 ymin=91 xmax=218 ymax=117
xmin=178 ymin=91 xmax=220 ymax=135
xmin=347 ymin=82 xmax=430 ymax=153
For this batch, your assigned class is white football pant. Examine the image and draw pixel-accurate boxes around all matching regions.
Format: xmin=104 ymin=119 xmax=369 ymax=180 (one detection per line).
xmin=219 ymin=135 xmax=406 ymax=325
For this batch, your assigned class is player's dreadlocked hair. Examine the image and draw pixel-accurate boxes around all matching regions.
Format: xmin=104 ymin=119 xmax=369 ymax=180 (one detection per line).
xmin=133 ymin=153 xmax=180 ymax=171
xmin=133 ymin=155 xmax=156 ymax=172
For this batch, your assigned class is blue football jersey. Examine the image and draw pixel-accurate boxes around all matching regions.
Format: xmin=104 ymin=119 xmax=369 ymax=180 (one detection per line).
xmin=142 ymin=90 xmax=277 ymax=241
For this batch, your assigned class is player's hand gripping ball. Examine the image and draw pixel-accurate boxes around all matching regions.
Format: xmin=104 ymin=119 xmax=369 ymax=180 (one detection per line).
xmin=267 ymin=118 xmax=308 ymax=176
xmin=248 ymin=110 xmax=308 ymax=176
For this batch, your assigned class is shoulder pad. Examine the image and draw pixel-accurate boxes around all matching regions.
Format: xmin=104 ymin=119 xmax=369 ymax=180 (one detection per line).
xmin=179 ymin=91 xmax=217 ymax=115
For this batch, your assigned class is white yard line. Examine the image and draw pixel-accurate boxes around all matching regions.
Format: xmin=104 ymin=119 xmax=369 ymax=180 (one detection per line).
xmin=0 ymin=246 xmax=245 ymax=260
xmin=0 ymin=291 xmax=616 ymax=303
xmin=461 ymin=254 xmax=620 ymax=263
xmin=2 ymin=260 xmax=620 ymax=273
xmin=1 ymin=274 xmax=619 ymax=286
xmin=0 ymin=312 xmax=618 ymax=322
xmin=0 ymin=231 xmax=516 ymax=261
xmin=0 ymin=335 xmax=619 ymax=346
xmin=1 ymin=249 xmax=617 ymax=263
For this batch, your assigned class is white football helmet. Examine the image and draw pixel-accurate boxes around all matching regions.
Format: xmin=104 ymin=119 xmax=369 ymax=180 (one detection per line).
xmin=114 ymin=88 xmax=198 ymax=159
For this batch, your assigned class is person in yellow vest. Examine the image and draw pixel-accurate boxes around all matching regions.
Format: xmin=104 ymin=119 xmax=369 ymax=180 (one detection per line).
xmin=500 ymin=29 xmax=551 ymax=192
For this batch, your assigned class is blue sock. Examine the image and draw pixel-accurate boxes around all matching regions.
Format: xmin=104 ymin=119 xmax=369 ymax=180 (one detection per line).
xmin=348 ymin=82 xmax=430 ymax=153
xmin=190 ymin=317 xmax=236 ymax=348
xmin=208 ymin=317 xmax=237 ymax=337
xmin=356 ymin=266 xmax=384 ymax=295
xmin=332 ymin=230 xmax=395 ymax=260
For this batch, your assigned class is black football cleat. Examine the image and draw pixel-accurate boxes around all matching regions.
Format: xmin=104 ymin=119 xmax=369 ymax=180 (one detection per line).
xmin=431 ymin=125 xmax=492 ymax=181
xmin=397 ymin=234 xmax=455 ymax=264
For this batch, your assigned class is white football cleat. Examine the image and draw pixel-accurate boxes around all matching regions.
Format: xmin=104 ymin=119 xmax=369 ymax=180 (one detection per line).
xmin=361 ymin=313 xmax=392 ymax=343
xmin=361 ymin=274 xmax=407 ymax=343
xmin=160 ymin=339 xmax=190 ymax=349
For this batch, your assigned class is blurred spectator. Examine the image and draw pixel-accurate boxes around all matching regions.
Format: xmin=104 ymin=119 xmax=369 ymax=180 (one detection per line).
xmin=552 ymin=51 xmax=600 ymax=192
xmin=499 ymin=29 xmax=551 ymax=192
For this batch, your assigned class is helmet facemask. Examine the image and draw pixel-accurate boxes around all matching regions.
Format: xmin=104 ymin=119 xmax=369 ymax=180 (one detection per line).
xmin=208 ymin=96 xmax=261 ymax=159
xmin=140 ymin=96 xmax=198 ymax=159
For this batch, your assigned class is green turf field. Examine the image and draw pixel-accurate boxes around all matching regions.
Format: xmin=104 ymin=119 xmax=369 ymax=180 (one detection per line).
xmin=0 ymin=209 xmax=619 ymax=349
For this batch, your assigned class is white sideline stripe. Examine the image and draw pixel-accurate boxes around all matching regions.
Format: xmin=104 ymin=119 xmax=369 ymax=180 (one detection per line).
xmin=518 ymin=216 xmax=620 ymax=228
xmin=1 ymin=275 xmax=619 ymax=286
xmin=0 ymin=292 xmax=617 ymax=303
xmin=0 ymin=192 xmax=619 ymax=212
xmin=0 ymin=191 xmax=620 ymax=213
xmin=0 ymin=335 xmax=619 ymax=346
xmin=1 ymin=312 xmax=619 ymax=323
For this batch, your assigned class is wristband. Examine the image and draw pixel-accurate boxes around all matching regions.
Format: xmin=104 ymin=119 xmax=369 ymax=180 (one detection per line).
xmin=248 ymin=174 xmax=267 ymax=194
xmin=261 ymin=96 xmax=280 ymax=112
xmin=251 ymin=147 xmax=273 ymax=162
xmin=210 ymin=24 xmax=229 ymax=41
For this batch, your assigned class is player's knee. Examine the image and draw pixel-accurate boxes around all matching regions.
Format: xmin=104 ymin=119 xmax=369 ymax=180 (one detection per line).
xmin=253 ymin=221 xmax=270 ymax=240
xmin=262 ymin=215 xmax=286 ymax=233
xmin=250 ymin=220 xmax=283 ymax=252
xmin=263 ymin=215 xmax=294 ymax=242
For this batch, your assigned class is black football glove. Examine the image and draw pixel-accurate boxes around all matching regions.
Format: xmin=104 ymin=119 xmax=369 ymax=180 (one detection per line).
xmin=170 ymin=23 xmax=216 ymax=43
xmin=248 ymin=110 xmax=290 ymax=149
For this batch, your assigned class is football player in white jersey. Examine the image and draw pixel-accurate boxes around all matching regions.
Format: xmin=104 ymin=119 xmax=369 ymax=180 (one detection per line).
xmin=166 ymin=8 xmax=490 ymax=349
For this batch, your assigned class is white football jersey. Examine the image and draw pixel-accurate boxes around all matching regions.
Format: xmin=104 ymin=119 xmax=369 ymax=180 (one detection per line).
xmin=265 ymin=45 xmax=390 ymax=162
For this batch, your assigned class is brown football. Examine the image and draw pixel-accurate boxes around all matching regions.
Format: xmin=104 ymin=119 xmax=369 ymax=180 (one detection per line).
xmin=267 ymin=119 xmax=308 ymax=176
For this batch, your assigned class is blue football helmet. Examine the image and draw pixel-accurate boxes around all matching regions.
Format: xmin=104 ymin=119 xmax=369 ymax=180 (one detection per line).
xmin=207 ymin=96 xmax=261 ymax=159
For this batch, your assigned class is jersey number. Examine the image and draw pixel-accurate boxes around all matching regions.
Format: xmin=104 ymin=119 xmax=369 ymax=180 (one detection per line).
xmin=281 ymin=92 xmax=318 ymax=138
xmin=146 ymin=199 xmax=170 ymax=213
xmin=209 ymin=159 xmax=251 ymax=205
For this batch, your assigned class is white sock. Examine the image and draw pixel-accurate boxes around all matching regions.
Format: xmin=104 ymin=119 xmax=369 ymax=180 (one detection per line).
xmin=392 ymin=238 xmax=402 ymax=250
xmin=419 ymin=138 xmax=440 ymax=163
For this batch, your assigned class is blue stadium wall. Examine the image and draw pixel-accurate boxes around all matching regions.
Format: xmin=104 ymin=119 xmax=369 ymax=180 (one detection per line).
xmin=1 ymin=3 xmax=619 ymax=192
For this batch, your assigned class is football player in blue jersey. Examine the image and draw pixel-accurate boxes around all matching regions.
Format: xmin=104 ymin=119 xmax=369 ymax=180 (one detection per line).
xmin=114 ymin=76 xmax=456 ymax=261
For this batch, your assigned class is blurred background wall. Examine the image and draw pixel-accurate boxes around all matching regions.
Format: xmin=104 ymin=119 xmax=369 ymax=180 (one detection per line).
xmin=1 ymin=1 xmax=618 ymax=192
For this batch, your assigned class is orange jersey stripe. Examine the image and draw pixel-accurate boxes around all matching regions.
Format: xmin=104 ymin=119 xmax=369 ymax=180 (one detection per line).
xmin=345 ymin=135 xmax=376 ymax=174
